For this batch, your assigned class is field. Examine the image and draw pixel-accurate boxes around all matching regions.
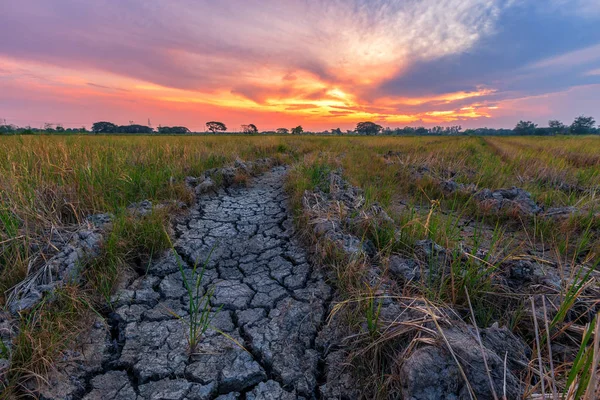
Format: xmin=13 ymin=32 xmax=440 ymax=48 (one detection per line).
xmin=0 ymin=135 xmax=599 ymax=398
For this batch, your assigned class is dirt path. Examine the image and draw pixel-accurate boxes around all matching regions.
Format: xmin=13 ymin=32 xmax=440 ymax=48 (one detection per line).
xmin=70 ymin=166 xmax=331 ymax=400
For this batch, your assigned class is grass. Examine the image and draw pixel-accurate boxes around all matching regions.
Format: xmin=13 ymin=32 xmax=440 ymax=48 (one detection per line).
xmin=167 ymin=240 xmax=221 ymax=354
xmin=0 ymin=135 xmax=304 ymax=396
xmin=0 ymin=134 xmax=599 ymax=398
xmin=284 ymin=137 xmax=599 ymax=398
xmin=1 ymin=209 xmax=173 ymax=397
xmin=564 ymin=315 xmax=599 ymax=399
xmin=85 ymin=210 xmax=172 ymax=305
xmin=1 ymin=287 xmax=91 ymax=398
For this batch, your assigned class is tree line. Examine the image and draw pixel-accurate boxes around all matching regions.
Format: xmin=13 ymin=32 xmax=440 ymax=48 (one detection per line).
xmin=512 ymin=116 xmax=597 ymax=135
xmin=0 ymin=116 xmax=597 ymax=136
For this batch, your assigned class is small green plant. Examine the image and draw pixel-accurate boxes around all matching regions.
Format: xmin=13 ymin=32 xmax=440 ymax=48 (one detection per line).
xmin=360 ymin=218 xmax=402 ymax=256
xmin=551 ymin=264 xmax=595 ymax=330
xmin=0 ymin=338 xmax=9 ymax=360
xmin=169 ymin=243 xmax=221 ymax=353
xmin=204 ymin=153 xmax=228 ymax=169
xmin=211 ymin=171 xmax=224 ymax=187
xmin=562 ymin=314 xmax=599 ymax=399
xmin=1 ymin=287 xmax=91 ymax=398
xmin=365 ymin=292 xmax=382 ymax=337
xmin=308 ymin=163 xmax=332 ymax=193
xmin=0 ymin=209 xmax=29 ymax=297
xmin=86 ymin=211 xmax=170 ymax=305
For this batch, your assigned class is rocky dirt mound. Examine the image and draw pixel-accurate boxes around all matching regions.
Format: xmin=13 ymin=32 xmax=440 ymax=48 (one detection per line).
xmin=396 ymin=159 xmax=589 ymax=220
xmin=474 ymin=187 xmax=543 ymax=216
xmin=441 ymin=180 xmax=591 ymax=220
xmin=39 ymin=166 xmax=332 ymax=400
xmin=301 ymin=170 xmax=530 ymax=399
xmin=6 ymin=216 xmax=111 ymax=315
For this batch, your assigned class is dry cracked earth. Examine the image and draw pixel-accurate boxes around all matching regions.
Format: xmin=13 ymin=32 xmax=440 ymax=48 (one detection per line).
xmin=46 ymin=166 xmax=334 ymax=400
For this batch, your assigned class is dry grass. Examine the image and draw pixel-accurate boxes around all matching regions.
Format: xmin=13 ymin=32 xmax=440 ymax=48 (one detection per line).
xmin=1 ymin=286 xmax=91 ymax=398
xmin=284 ymin=136 xmax=599 ymax=398
xmin=1 ymin=134 xmax=599 ymax=398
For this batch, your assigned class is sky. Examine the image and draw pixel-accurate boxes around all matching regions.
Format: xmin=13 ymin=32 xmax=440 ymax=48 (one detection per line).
xmin=1 ymin=0 xmax=600 ymax=132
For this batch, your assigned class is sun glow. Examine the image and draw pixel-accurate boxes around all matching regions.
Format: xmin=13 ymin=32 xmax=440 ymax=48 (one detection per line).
xmin=1 ymin=55 xmax=500 ymax=129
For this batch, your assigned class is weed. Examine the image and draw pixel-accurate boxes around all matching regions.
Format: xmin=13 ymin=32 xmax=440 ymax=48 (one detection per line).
xmin=308 ymin=163 xmax=333 ymax=193
xmin=365 ymin=290 xmax=383 ymax=337
xmin=167 ymin=240 xmax=221 ymax=354
xmin=85 ymin=210 xmax=170 ymax=305
xmin=551 ymin=265 xmax=596 ymax=329
xmin=1 ymin=287 xmax=91 ymax=398
xmin=571 ymin=315 xmax=599 ymax=399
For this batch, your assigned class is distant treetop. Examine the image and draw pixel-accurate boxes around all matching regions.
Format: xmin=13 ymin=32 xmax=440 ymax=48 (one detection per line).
xmin=513 ymin=120 xmax=537 ymax=135
xmin=356 ymin=121 xmax=383 ymax=135
xmin=549 ymin=120 xmax=567 ymax=134
xmin=206 ymin=121 xmax=227 ymax=133
xmin=92 ymin=121 xmax=118 ymax=134
xmin=90 ymin=122 xmax=153 ymax=134
xmin=570 ymin=115 xmax=596 ymax=135
xmin=158 ymin=126 xmax=191 ymax=134
xmin=3 ymin=116 xmax=600 ymax=136
xmin=242 ymin=124 xmax=258 ymax=134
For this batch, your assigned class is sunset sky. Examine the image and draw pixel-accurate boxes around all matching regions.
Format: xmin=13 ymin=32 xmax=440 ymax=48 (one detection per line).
xmin=1 ymin=0 xmax=600 ymax=131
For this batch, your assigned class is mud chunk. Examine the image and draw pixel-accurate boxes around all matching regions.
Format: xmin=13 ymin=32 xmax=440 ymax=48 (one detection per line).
xmin=83 ymin=370 xmax=137 ymax=400
xmin=388 ymin=255 xmax=420 ymax=282
xmin=474 ymin=187 xmax=542 ymax=216
xmin=247 ymin=380 xmax=297 ymax=400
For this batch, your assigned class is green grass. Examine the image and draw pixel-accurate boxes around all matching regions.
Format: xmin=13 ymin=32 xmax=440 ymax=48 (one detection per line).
xmin=85 ymin=210 xmax=172 ymax=305
xmin=168 ymin=242 xmax=221 ymax=354
xmin=1 ymin=134 xmax=599 ymax=398
xmin=1 ymin=287 xmax=91 ymax=398
xmin=284 ymin=143 xmax=599 ymax=398
xmin=563 ymin=315 xmax=598 ymax=399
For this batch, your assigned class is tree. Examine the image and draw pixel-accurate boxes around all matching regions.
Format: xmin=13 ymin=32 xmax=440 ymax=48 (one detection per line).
xmin=548 ymin=120 xmax=566 ymax=134
xmin=118 ymin=124 xmax=153 ymax=134
xmin=513 ymin=120 xmax=537 ymax=135
xmin=158 ymin=126 xmax=191 ymax=134
xmin=291 ymin=126 xmax=303 ymax=135
xmin=241 ymin=124 xmax=258 ymax=134
xmin=331 ymin=128 xmax=342 ymax=135
xmin=445 ymin=126 xmax=462 ymax=135
xmin=356 ymin=121 xmax=383 ymax=135
xmin=534 ymin=127 xmax=553 ymax=136
xmin=570 ymin=115 xmax=596 ymax=134
xmin=401 ymin=126 xmax=415 ymax=135
xmin=206 ymin=121 xmax=227 ymax=133
xmin=0 ymin=124 xmax=16 ymax=135
xmin=92 ymin=121 xmax=118 ymax=134
xmin=43 ymin=122 xmax=53 ymax=130
xmin=276 ymin=128 xmax=289 ymax=135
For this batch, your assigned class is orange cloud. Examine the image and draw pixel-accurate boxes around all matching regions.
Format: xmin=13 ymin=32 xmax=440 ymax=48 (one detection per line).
xmin=0 ymin=56 xmax=511 ymax=130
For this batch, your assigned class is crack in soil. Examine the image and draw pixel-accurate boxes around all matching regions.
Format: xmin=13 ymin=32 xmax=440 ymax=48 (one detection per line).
xmin=41 ymin=166 xmax=331 ymax=400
